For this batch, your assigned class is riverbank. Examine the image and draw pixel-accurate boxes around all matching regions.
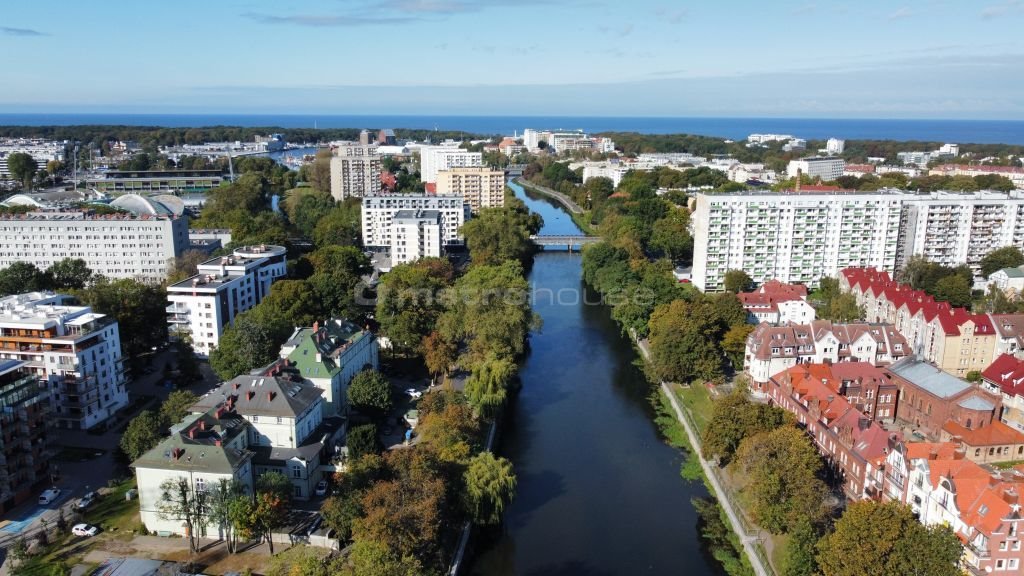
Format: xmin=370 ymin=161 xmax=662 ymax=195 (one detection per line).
xmin=512 ymin=178 xmax=583 ymax=215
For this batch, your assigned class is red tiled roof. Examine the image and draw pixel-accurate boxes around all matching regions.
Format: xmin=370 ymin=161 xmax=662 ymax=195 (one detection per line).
xmin=943 ymin=420 xmax=1024 ymax=447
xmin=844 ymin=164 xmax=876 ymax=173
xmin=982 ymin=354 xmax=1024 ymax=396
xmin=905 ymin=441 xmax=960 ymax=460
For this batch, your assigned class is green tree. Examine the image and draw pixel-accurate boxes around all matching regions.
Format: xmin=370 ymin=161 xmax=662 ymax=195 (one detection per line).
xmin=463 ymin=452 xmax=517 ymax=526
xmin=208 ymin=479 xmax=246 ymax=553
xmin=980 ymin=246 xmax=1024 ymax=277
xmin=736 ymin=426 xmax=828 ymax=534
xmin=346 ymin=423 xmax=381 ymax=459
xmin=723 ymin=269 xmax=753 ymax=293
xmin=283 ymin=188 xmax=334 ymax=238
xmin=347 ymin=370 xmax=393 ymax=416
xmin=464 ymin=356 xmax=516 ymax=418
xmin=159 ymin=390 xmax=199 ymax=429
xmin=721 ymin=323 xmax=754 ymax=369
xmin=171 ymin=340 xmax=202 ymax=388
xmin=120 ymin=410 xmax=163 ymax=461
xmin=701 ymin=387 xmax=788 ymax=464
xmin=165 ymin=250 xmax=209 ymax=285
xmin=0 ymin=262 xmax=49 ymax=296
xmin=421 ymin=330 xmax=457 ymax=386
xmin=78 ymin=278 xmax=168 ymax=363
xmin=45 ymin=258 xmax=93 ymax=290
xmin=932 ymin=274 xmax=972 ymax=308
xmin=312 ymin=200 xmax=362 ymax=248
xmin=648 ymin=299 xmax=723 ymax=383
xmin=780 ymin=519 xmax=820 ymax=576
xmin=376 ymin=258 xmax=453 ymax=355
xmin=461 ymin=206 xmax=537 ymax=268
xmin=826 ymin=293 xmax=863 ymax=322
xmin=208 ymin=309 xmax=291 ymax=380
xmin=340 ymin=540 xmax=423 ymax=576
xmin=817 ymin=501 xmax=961 ymax=576
xmin=250 ymin=471 xmax=292 ymax=554
xmin=649 ymin=209 xmax=693 ymax=262
xmin=6 ymin=152 xmax=38 ymax=189
xmin=257 ymin=279 xmax=321 ymax=328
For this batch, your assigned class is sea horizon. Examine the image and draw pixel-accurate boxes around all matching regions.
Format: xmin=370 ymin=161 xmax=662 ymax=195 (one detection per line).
xmin=3 ymin=113 xmax=1024 ymax=146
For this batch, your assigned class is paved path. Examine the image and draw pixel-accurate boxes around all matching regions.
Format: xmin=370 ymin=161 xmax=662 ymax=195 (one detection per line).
xmin=635 ymin=339 xmax=772 ymax=576
xmin=513 ymin=178 xmax=583 ymax=214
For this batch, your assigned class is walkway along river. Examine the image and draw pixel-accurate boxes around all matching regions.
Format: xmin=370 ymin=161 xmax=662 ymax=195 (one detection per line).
xmin=468 ymin=182 xmax=725 ymax=575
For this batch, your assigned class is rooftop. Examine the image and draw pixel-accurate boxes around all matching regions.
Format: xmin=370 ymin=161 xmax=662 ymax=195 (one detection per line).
xmin=132 ymin=409 xmax=252 ymax=474
xmin=887 ymin=359 xmax=971 ymax=399
xmin=192 ymin=373 xmax=323 ymax=419
xmin=282 ymin=318 xmax=370 ymax=380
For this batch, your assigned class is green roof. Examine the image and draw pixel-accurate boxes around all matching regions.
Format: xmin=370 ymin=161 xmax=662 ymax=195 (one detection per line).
xmin=132 ymin=410 xmax=252 ymax=475
xmin=998 ymin=267 xmax=1024 ymax=279
xmin=286 ymin=319 xmax=369 ymax=380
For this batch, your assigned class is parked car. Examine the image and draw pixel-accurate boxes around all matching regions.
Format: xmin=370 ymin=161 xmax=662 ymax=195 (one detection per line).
xmin=72 ymin=523 xmax=99 ymax=537
xmin=38 ymin=488 xmax=61 ymax=505
xmin=315 ymin=480 xmax=328 ymax=497
xmin=306 ymin=514 xmax=323 ymax=536
xmin=405 ymin=388 xmax=422 ymax=399
xmin=76 ymin=491 xmax=97 ymax=510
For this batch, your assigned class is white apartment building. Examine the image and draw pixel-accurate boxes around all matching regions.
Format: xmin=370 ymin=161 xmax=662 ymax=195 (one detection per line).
xmin=419 ymin=146 xmax=482 ymax=183
xmin=0 ymin=292 xmax=127 ymax=430
xmin=747 ymin=134 xmax=793 ymax=144
xmin=0 ymin=207 xmax=189 ymax=283
xmin=166 ymin=245 xmax=287 ymax=357
xmin=361 ymin=195 xmax=467 ymax=250
xmin=931 ymin=164 xmax=1024 ymax=189
xmin=278 ymin=318 xmax=380 ymax=417
xmin=435 ymin=167 xmax=506 ymax=212
xmin=329 ymin=144 xmax=382 ymax=200
xmin=390 ymin=210 xmax=442 ymax=265
xmin=898 ymin=191 xmax=1024 ymax=278
xmin=0 ymin=139 xmax=65 ymax=179
xmin=826 ymin=138 xmax=845 ymax=155
xmin=582 ymin=162 xmax=628 ymax=188
xmin=522 ymin=129 xmax=540 ymax=151
xmin=787 ymin=157 xmax=845 ymax=181
xmin=691 ymin=191 xmax=903 ymax=291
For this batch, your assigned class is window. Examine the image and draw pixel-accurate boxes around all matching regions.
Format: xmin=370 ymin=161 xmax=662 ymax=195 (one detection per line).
xmin=195 ymin=478 xmax=206 ymax=492
xmin=251 ymin=415 xmax=259 ymax=423
xmin=294 ymin=485 xmax=302 ymax=498
xmin=1010 ymin=559 xmax=1020 ymax=570
xmin=292 ymin=465 xmax=302 ymax=479
xmin=277 ymin=416 xmax=283 ymax=424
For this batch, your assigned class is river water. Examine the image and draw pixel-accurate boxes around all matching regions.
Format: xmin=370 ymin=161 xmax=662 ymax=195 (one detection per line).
xmin=468 ymin=182 xmax=722 ymax=575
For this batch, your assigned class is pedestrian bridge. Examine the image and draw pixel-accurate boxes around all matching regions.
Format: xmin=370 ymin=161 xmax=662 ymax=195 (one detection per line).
xmin=530 ymin=235 xmax=601 ymax=251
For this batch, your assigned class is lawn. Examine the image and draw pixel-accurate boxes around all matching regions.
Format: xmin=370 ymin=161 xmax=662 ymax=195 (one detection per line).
xmin=675 ymin=382 xmax=715 ymax=435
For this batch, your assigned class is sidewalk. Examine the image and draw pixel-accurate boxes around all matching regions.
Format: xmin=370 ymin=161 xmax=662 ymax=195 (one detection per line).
xmin=514 ymin=178 xmax=583 ymax=214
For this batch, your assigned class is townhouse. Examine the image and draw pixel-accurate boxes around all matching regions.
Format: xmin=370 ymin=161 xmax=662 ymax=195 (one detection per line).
xmin=738 ymin=280 xmax=816 ymax=325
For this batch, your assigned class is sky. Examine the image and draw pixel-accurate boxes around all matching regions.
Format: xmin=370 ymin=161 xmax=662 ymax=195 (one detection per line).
xmin=3 ymin=0 xmax=1024 ymax=118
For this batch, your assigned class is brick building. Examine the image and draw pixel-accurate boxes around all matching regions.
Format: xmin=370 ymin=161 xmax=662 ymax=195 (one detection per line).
xmin=886 ymin=358 xmax=1001 ymax=439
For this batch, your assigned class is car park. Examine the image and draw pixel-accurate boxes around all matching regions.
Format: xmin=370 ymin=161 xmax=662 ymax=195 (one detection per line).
xmin=72 ymin=523 xmax=99 ymax=537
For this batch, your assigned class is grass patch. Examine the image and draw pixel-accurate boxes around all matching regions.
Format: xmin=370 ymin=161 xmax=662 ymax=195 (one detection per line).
xmin=85 ymin=477 xmax=141 ymax=535
xmin=992 ymin=459 xmax=1024 ymax=470
xmin=676 ymin=383 xmax=714 ymax=435
xmin=55 ymin=446 xmax=107 ymax=463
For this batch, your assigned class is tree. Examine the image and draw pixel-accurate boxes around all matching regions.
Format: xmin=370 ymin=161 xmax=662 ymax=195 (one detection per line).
xmin=721 ymin=324 xmax=754 ymax=369
xmin=0 ymin=262 xmax=48 ymax=296
xmin=9 ymin=537 xmax=28 ymax=567
xmin=256 ymin=279 xmax=321 ymax=328
xmin=171 ymin=340 xmax=202 ymax=388
xmin=312 ymin=200 xmax=362 ymax=248
xmin=208 ymin=479 xmax=246 ymax=553
xmin=463 ymin=452 xmax=516 ymax=526
xmin=209 ymin=309 xmax=291 ymax=380
xmin=347 ymin=370 xmax=393 ymax=416
xmin=340 ymin=540 xmax=423 ymax=576
xmin=376 ymin=258 xmax=453 ymax=355
xmin=701 ymin=387 xmax=788 ymax=464
xmin=78 ymin=278 xmax=168 ymax=363
xmin=464 ymin=356 xmax=516 ymax=418
xmin=166 ymin=250 xmax=209 ymax=285
xmin=421 ymin=331 xmax=456 ymax=386
xmin=736 ymin=426 xmax=828 ymax=534
xmin=158 ymin=477 xmax=209 ymax=553
xmin=826 ymin=293 xmax=862 ymax=322
xmin=461 ymin=206 xmax=536 ymax=268
xmin=980 ymin=246 xmax=1024 ymax=277
xmin=723 ymin=269 xmax=753 ymax=293
xmin=251 ymin=471 xmax=292 ymax=554
xmin=780 ymin=519 xmax=820 ymax=576
xmin=45 ymin=258 xmax=93 ymax=290
xmin=417 ymin=396 xmax=480 ymax=463
xmin=649 ymin=209 xmax=693 ymax=262
xmin=346 ymin=423 xmax=381 ymax=460
xmin=6 ymin=152 xmax=38 ymax=189
xmin=648 ymin=299 xmax=724 ymax=383
xmin=159 ymin=390 xmax=199 ymax=429
xmin=817 ymin=501 xmax=961 ymax=576
xmin=120 ymin=410 xmax=163 ymax=461
xmin=932 ymin=274 xmax=972 ymax=308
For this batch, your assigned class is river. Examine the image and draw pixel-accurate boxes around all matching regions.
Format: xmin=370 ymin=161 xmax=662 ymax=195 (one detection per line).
xmin=468 ymin=182 xmax=723 ymax=575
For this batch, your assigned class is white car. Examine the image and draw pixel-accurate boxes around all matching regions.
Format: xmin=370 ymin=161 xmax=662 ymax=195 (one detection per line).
xmin=315 ymin=480 xmax=328 ymax=497
xmin=72 ymin=523 xmax=98 ymax=537
xmin=38 ymin=488 xmax=61 ymax=505
xmin=405 ymin=388 xmax=422 ymax=399
xmin=77 ymin=491 xmax=97 ymax=510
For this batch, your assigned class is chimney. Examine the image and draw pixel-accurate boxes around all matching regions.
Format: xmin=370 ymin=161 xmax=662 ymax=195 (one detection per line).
xmin=199 ymin=420 xmax=207 ymax=431
xmin=795 ymin=168 xmax=802 ymax=191
xmin=188 ymin=427 xmax=196 ymax=439
xmin=233 ymin=382 xmax=240 ymax=390
xmin=267 ymin=391 xmax=276 ymax=402
xmin=214 ymin=439 xmax=222 ymax=447
xmin=1003 ymin=487 xmax=1019 ymax=505
xmin=246 ymin=390 xmax=254 ymax=401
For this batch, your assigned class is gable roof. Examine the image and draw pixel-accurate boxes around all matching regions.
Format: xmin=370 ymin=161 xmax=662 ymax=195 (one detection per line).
xmin=281 ymin=319 xmax=371 ymax=381
xmin=982 ymin=353 xmax=1024 ymax=397
xmin=132 ymin=409 xmax=252 ymax=474
xmin=193 ymin=374 xmax=323 ymax=419
xmin=886 ymin=358 xmax=972 ymax=399
xmin=944 ymin=420 xmax=1024 ymax=448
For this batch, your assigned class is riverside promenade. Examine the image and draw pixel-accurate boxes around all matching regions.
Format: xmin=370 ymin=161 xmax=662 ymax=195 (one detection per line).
xmin=636 ymin=339 xmax=773 ymax=576
xmin=513 ymin=178 xmax=583 ymax=214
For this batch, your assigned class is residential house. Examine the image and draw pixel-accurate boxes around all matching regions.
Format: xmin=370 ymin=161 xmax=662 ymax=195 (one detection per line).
xmin=738 ymin=280 xmax=815 ymax=325
xmin=941 ymin=420 xmax=1024 ymax=464
xmin=989 ymin=266 xmax=1024 ymax=296
xmin=982 ymin=354 xmax=1024 ymax=432
xmin=886 ymin=358 xmax=1001 ymax=439
xmin=992 ymin=315 xmax=1024 ymax=360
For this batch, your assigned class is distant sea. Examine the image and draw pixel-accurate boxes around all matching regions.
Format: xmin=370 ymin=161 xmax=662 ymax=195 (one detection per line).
xmin=2 ymin=114 xmax=1024 ymax=145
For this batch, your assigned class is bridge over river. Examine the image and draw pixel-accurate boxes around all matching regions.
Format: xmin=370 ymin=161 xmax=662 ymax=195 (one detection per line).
xmin=530 ymin=234 xmax=600 ymax=251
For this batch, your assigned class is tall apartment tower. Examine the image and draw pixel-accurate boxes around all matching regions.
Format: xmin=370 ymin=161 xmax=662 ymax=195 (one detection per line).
xmin=0 ymin=292 xmax=128 ymax=430
xmin=0 ymin=360 xmax=53 ymax=511
xmin=419 ymin=146 xmax=482 ymax=183
xmin=330 ymin=144 xmax=382 ymax=201
xmin=435 ymin=167 xmax=506 ymax=212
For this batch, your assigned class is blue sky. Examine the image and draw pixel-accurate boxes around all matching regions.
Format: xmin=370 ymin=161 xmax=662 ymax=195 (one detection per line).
xmin=3 ymin=0 xmax=1024 ymax=118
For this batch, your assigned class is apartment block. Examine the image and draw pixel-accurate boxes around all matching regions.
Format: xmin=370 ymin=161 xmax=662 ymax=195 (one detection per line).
xmin=361 ymin=195 xmax=467 ymax=250
xmin=691 ymin=191 xmax=903 ymax=291
xmin=841 ymin=268 xmax=997 ymax=377
xmin=0 ymin=139 xmax=65 ymax=179
xmin=419 ymin=146 xmax=482 ymax=183
xmin=330 ymin=144 xmax=382 ymax=200
xmin=435 ymin=167 xmax=506 ymax=212
xmin=787 ymin=156 xmax=845 ymax=181
xmin=277 ymin=318 xmax=380 ymax=417
xmin=931 ymin=164 xmax=1024 ymax=189
xmin=0 ymin=209 xmax=188 ymax=282
xmin=390 ymin=210 xmax=442 ymax=265
xmin=0 ymin=292 xmax=127 ymax=430
xmin=166 ymin=245 xmax=287 ymax=357
xmin=0 ymin=360 xmax=53 ymax=512
xmin=744 ymin=321 xmax=909 ymax=390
